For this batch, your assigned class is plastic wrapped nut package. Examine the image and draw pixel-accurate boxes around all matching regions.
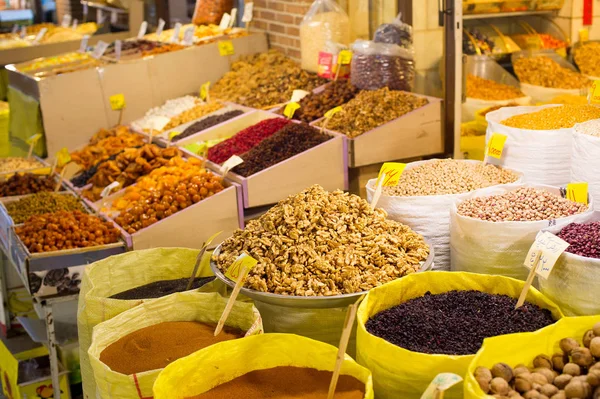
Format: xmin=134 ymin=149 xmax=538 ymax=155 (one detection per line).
xmin=350 ymin=40 xmax=415 ymax=91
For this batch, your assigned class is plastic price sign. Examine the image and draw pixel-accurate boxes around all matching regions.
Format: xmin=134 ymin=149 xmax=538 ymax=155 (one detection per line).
xmin=218 ymin=40 xmax=235 ymax=56
xmin=200 ymin=81 xmax=211 ymax=101
xmin=486 ymin=133 xmax=507 ymax=159
xmin=566 ymin=182 xmax=588 ymax=205
xmin=56 ymin=148 xmax=71 ymax=167
xmin=524 ymin=232 xmax=570 ymax=280
xmin=324 ymin=106 xmax=342 ymax=119
xmin=283 ymin=102 xmax=300 ymax=119
xmin=338 ymin=50 xmax=352 ymax=65
xmin=377 ymin=162 xmax=406 ymax=187
xmin=242 ymin=2 xmax=254 ymax=22
xmin=109 ymin=94 xmax=126 ymax=110
xmin=225 ymin=252 xmax=258 ymax=280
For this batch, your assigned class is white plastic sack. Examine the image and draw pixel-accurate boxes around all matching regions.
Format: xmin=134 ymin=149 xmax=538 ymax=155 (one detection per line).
xmin=462 ymin=96 xmax=531 ymax=122
xmin=450 ymin=183 xmax=594 ymax=280
xmin=519 ymin=82 xmax=585 ymax=104
xmin=486 ymin=105 xmax=572 ymax=186
xmin=538 ymin=211 xmax=600 ymax=316
xmin=571 ymin=127 xmax=600 ymax=210
xmin=366 ymin=159 xmax=522 ymax=271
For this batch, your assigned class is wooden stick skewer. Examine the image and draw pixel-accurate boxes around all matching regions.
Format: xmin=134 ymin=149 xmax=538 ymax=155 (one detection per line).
xmin=214 ymin=265 xmax=250 ymax=336
xmin=516 ymin=250 xmax=542 ymax=309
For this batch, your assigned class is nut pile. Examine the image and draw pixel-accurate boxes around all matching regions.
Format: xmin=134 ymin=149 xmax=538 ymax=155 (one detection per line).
xmin=514 ymin=57 xmax=591 ymax=90
xmin=557 ymin=221 xmax=600 ymax=259
xmin=6 ymin=192 xmax=86 ymax=224
xmin=366 ymin=290 xmax=555 ymax=355
xmin=575 ymin=119 xmax=600 ymax=138
xmin=574 ymin=42 xmax=600 ymax=77
xmin=162 ymin=101 xmax=224 ymax=131
xmin=474 ymin=322 xmax=600 ymax=399
xmin=232 ymin=123 xmax=331 ymax=177
xmin=16 ymin=210 xmax=120 ymax=253
xmin=382 ymin=160 xmax=520 ymax=196
xmin=457 ymin=187 xmax=588 ymax=222
xmin=0 ymin=174 xmax=58 ymax=197
xmin=315 ymin=88 xmax=429 ymax=138
xmin=211 ymin=50 xmax=326 ymax=108
xmin=501 ymin=105 xmax=600 ymax=130
xmin=0 ymin=157 xmax=44 ymax=173
xmin=466 ymin=74 xmax=526 ymax=101
xmin=214 ymin=185 xmax=429 ymax=296
xmin=173 ymin=110 xmax=245 ymax=142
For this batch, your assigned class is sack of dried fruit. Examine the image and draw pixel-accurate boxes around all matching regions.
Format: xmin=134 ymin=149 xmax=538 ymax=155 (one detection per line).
xmin=366 ymin=159 xmax=522 ymax=270
xmin=572 ymin=120 xmax=600 ymax=209
xmin=464 ymin=315 xmax=600 ymax=399
xmin=450 ymin=184 xmax=593 ymax=280
xmin=356 ymin=271 xmax=563 ymax=399
xmin=77 ymin=248 xmax=219 ymax=399
xmin=537 ymin=212 xmax=600 ymax=316
xmin=88 ymin=291 xmax=262 ymax=399
xmin=153 ymin=334 xmax=373 ymax=399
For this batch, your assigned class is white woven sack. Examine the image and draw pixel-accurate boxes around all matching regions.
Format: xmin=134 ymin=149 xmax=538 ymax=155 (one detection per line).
xmin=571 ymin=125 xmax=600 ymax=210
xmin=537 ymin=211 xmax=600 ymax=316
xmin=450 ymin=183 xmax=594 ymax=280
xmin=366 ymin=159 xmax=522 ymax=271
xmin=519 ymin=82 xmax=585 ymax=104
xmin=462 ymin=96 xmax=531 ymax=122
xmin=486 ymin=105 xmax=572 ymax=186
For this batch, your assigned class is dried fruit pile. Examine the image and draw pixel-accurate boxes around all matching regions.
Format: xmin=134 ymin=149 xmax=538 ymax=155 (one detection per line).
xmin=5 ymin=192 xmax=86 ymax=223
xmin=557 ymin=221 xmax=600 ymax=259
xmin=0 ymin=174 xmax=58 ymax=197
xmin=466 ymin=74 xmax=526 ymax=101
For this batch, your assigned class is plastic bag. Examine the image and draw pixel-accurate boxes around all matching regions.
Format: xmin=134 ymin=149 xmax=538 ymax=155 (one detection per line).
xmin=77 ymin=248 xmax=219 ymax=399
xmin=365 ymin=159 xmax=522 ymax=271
xmin=192 ymin=0 xmax=233 ymax=25
xmin=153 ymin=333 xmax=374 ymax=399
xmin=88 ymin=291 xmax=262 ymax=399
xmin=464 ymin=315 xmax=600 ymax=399
xmin=351 ymin=39 xmax=414 ymax=91
xmin=537 ymin=212 xmax=600 ymax=316
xmin=356 ymin=271 xmax=564 ymax=399
xmin=300 ymin=0 xmax=350 ymax=73
xmin=450 ymin=183 xmax=594 ymax=280
xmin=485 ymin=105 xmax=573 ymax=186
xmin=571 ymin=124 xmax=600 ymax=210
xmin=373 ymin=12 xmax=413 ymax=49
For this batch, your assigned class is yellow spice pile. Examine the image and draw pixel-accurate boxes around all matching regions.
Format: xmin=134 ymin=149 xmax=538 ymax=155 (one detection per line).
xmin=466 ymin=74 xmax=525 ymax=101
xmin=501 ymin=105 xmax=600 ymax=130
xmin=514 ymin=56 xmax=591 ymax=90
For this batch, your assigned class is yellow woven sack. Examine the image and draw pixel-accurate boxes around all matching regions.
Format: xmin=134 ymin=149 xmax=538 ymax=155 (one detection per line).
xmin=356 ymin=271 xmax=563 ymax=399
xmin=153 ymin=333 xmax=374 ymax=399
xmin=88 ymin=290 xmax=262 ymax=399
xmin=464 ymin=315 xmax=600 ymax=398
xmin=77 ymin=247 xmax=218 ymax=399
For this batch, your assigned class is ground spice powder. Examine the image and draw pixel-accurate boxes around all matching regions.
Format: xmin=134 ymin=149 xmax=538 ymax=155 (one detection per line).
xmin=187 ymin=366 xmax=365 ymax=399
xmin=99 ymin=321 xmax=244 ymax=375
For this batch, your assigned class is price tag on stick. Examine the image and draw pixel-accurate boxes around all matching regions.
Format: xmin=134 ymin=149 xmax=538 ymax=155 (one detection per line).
xmin=170 ymin=22 xmax=182 ymax=43
xmin=200 ymin=81 xmax=210 ymax=102
xmin=72 ymin=19 xmax=78 ymax=29
xmin=370 ymin=173 xmax=386 ymax=210
xmin=137 ymin=21 xmax=148 ymax=39
xmin=566 ymin=182 xmax=588 ymax=205
xmin=290 ymin=89 xmax=309 ymax=103
xmin=229 ymin=8 xmax=237 ymax=28
xmin=33 ymin=28 xmax=47 ymax=44
xmin=183 ymin=26 xmax=194 ymax=45
xmin=242 ymin=2 xmax=254 ymax=23
xmin=99 ymin=181 xmax=121 ymax=212
xmin=220 ymin=155 xmax=244 ymax=177
xmin=26 ymin=133 xmax=42 ymax=159
xmin=321 ymin=106 xmax=342 ymax=132
xmin=420 ymin=373 xmax=463 ymax=399
xmin=53 ymin=148 xmax=71 ymax=191
xmin=79 ymin=34 xmax=89 ymax=52
xmin=114 ymin=40 xmax=122 ymax=61
xmin=283 ymin=102 xmax=300 ymax=119
xmin=377 ymin=162 xmax=406 ymax=187
xmin=219 ymin=13 xmax=231 ymax=30
xmin=186 ymin=231 xmax=223 ymax=290
xmin=92 ymin=40 xmax=109 ymax=59
xmin=156 ymin=18 xmax=165 ymax=36
xmin=109 ymin=93 xmax=126 ymax=124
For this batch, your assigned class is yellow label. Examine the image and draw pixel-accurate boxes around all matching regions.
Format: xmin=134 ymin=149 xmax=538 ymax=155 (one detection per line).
xmin=56 ymin=147 xmax=71 ymax=167
xmin=200 ymin=81 xmax=210 ymax=101
xmin=324 ymin=106 xmax=342 ymax=119
xmin=225 ymin=252 xmax=258 ymax=280
xmin=184 ymin=142 xmax=203 ymax=154
xmin=338 ymin=49 xmax=352 ymax=65
xmin=26 ymin=133 xmax=42 ymax=145
xmin=169 ymin=131 xmax=180 ymax=141
xmin=556 ymin=47 xmax=567 ymax=58
xmin=566 ymin=182 xmax=588 ymax=205
xmin=283 ymin=102 xmax=300 ymax=119
xmin=377 ymin=162 xmax=406 ymax=187
xmin=109 ymin=93 xmax=125 ymax=110
xmin=218 ymin=40 xmax=235 ymax=56
xmin=580 ymin=28 xmax=589 ymax=43
xmin=590 ymin=80 xmax=600 ymax=104
xmin=486 ymin=133 xmax=508 ymax=159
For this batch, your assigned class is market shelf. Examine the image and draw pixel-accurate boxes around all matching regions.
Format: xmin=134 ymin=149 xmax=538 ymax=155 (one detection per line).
xmin=80 ymin=0 xmax=128 ymax=15
xmin=463 ymin=10 xmax=555 ymax=20
xmin=17 ymin=316 xmax=78 ymax=344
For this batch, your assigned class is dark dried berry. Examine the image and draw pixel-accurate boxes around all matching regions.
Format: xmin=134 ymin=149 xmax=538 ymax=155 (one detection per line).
xmin=109 ymin=277 xmax=216 ymax=300
xmin=557 ymin=221 xmax=600 ymax=259
xmin=173 ymin=110 xmax=245 ymax=142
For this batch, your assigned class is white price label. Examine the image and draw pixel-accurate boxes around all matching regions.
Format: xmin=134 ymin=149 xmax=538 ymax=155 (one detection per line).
xmin=33 ymin=27 xmax=47 ymax=43
xmin=20 ymin=26 xmax=25 ymax=38
xmin=290 ymin=89 xmax=309 ymax=103
xmin=183 ymin=26 xmax=194 ymax=45
xmin=137 ymin=21 xmax=148 ymax=39
xmin=242 ymin=2 xmax=253 ymax=23
xmin=156 ymin=18 xmax=165 ymax=36
xmin=229 ymin=8 xmax=237 ymax=28
xmin=92 ymin=40 xmax=109 ymax=59
xmin=79 ymin=35 xmax=90 ymax=52
xmin=72 ymin=19 xmax=78 ymax=29
xmin=524 ymin=232 xmax=570 ymax=280
xmin=97 ymin=9 xmax=106 ymax=24
xmin=110 ymin=11 xmax=118 ymax=24
xmin=114 ymin=40 xmax=122 ymax=60
xmin=220 ymin=155 xmax=244 ymax=176
xmin=170 ymin=22 xmax=182 ymax=43
xmin=61 ymin=14 xmax=72 ymax=28
xmin=151 ymin=116 xmax=171 ymax=132
xmin=83 ymin=2 xmax=88 ymax=16
xmin=100 ymin=181 xmax=120 ymax=198
xmin=219 ymin=13 xmax=231 ymax=30
xmin=420 ymin=373 xmax=463 ymax=399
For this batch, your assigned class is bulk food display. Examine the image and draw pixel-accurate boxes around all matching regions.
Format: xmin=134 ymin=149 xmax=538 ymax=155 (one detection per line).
xmin=0 ymin=173 xmax=60 ymax=197
xmin=170 ymin=109 xmax=245 ymax=142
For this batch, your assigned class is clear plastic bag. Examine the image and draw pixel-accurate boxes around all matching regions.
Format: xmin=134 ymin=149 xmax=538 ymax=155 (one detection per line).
xmin=192 ymin=0 xmax=233 ymax=25
xmin=373 ymin=12 xmax=413 ymax=50
xmin=300 ymin=0 xmax=350 ymax=73
xmin=350 ymin=39 xmax=415 ymax=91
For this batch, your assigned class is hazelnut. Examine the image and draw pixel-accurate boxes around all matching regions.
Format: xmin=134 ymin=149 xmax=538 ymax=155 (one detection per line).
xmin=588 ymin=370 xmax=600 ymax=387
xmin=555 ymin=374 xmax=573 ymax=389
xmin=540 ymin=384 xmax=559 ymax=397
xmin=491 ymin=377 xmax=510 ymax=395
xmin=535 ymin=355 xmax=554 ymax=370
xmin=532 ymin=371 xmax=550 ymax=385
xmin=584 ymin=330 xmax=596 ymax=348
xmin=515 ymin=375 xmax=534 ymax=393
xmin=563 ymin=363 xmax=582 ymax=376
xmin=572 ymin=347 xmax=594 ymax=367
xmin=564 ymin=379 xmax=591 ymax=399
xmin=560 ymin=338 xmax=580 ymax=355
xmin=553 ymin=353 xmax=569 ymax=372
xmin=593 ymin=322 xmax=600 ymax=337
xmin=493 ymin=363 xmax=515 ymax=382
xmin=591 ymin=337 xmax=600 ymax=358
xmin=550 ymin=392 xmax=566 ymax=399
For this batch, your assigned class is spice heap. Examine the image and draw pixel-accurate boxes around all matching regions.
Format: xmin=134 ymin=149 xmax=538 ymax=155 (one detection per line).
xmin=189 ymin=367 xmax=365 ymax=399
xmin=211 ymin=50 xmax=326 ymax=108
xmin=233 ymin=123 xmax=331 ymax=177
xmin=574 ymin=42 xmax=600 ymax=77
xmin=173 ymin=110 xmax=245 ymax=142
xmin=278 ymin=80 xmax=359 ymax=123
xmin=514 ymin=57 xmax=591 ymax=90
xmin=16 ymin=210 xmax=120 ymax=253
xmin=366 ymin=290 xmax=555 ymax=355
xmin=99 ymin=321 xmax=243 ymax=375
xmin=0 ymin=157 xmax=44 ymax=173
xmin=314 ymin=88 xmax=428 ymax=138
xmin=557 ymin=221 xmax=600 ymax=259
xmin=207 ymin=118 xmax=291 ymax=164
xmin=109 ymin=277 xmax=216 ymax=300
xmin=382 ymin=160 xmax=519 ymax=196
xmin=466 ymin=74 xmax=526 ymax=101
xmin=215 ymin=185 xmax=429 ymax=296
xmin=82 ymin=145 xmax=182 ymax=202
xmin=575 ymin=119 xmax=600 ymax=138
xmin=457 ymin=187 xmax=588 ymax=222
xmin=5 ymin=192 xmax=86 ymax=224
xmin=474 ymin=322 xmax=600 ymax=399
xmin=0 ymin=174 xmax=58 ymax=197
xmin=501 ymin=105 xmax=600 ymax=130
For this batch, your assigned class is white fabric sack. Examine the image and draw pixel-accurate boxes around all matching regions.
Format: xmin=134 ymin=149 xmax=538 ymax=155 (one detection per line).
xmin=537 ymin=211 xmax=600 ymax=316
xmin=571 ymin=126 xmax=600 ymax=210
xmin=366 ymin=159 xmax=522 ymax=271
xmin=450 ymin=183 xmax=594 ymax=280
xmin=519 ymin=82 xmax=585 ymax=104
xmin=486 ymin=105 xmax=572 ymax=186
xmin=462 ymin=96 xmax=531 ymax=122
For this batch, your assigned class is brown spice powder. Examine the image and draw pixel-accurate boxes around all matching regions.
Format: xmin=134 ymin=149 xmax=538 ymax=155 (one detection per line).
xmin=187 ymin=366 xmax=365 ymax=399
xmin=99 ymin=321 xmax=244 ymax=375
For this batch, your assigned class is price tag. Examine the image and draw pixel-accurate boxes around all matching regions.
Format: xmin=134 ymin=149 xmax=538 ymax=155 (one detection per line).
xmin=218 ymin=40 xmax=235 ymax=56
xmin=56 ymin=148 xmax=71 ymax=167
xmin=225 ymin=252 xmax=258 ymax=280
xmin=290 ymin=89 xmax=309 ymax=103
xmin=61 ymin=14 xmax=72 ymax=28
xmin=524 ymin=232 xmax=570 ymax=280
xmin=486 ymin=133 xmax=507 ymax=159
xmin=377 ymin=162 xmax=406 ymax=187
xmin=580 ymin=28 xmax=589 ymax=43
xmin=229 ymin=8 xmax=237 ymax=28
xmin=590 ymin=80 xmax=600 ymax=104
xmin=420 ymin=373 xmax=463 ymax=399
xmin=200 ymin=81 xmax=210 ymax=101
xmin=219 ymin=13 xmax=231 ymax=30
xmin=11 ymin=24 xmax=18 ymax=33
xmin=566 ymin=182 xmax=588 ymax=205
xmin=92 ymin=40 xmax=109 ymax=59
xmin=110 ymin=11 xmax=118 ymax=24
xmin=100 ymin=181 xmax=120 ymax=198
xmin=156 ymin=18 xmax=165 ymax=36
xmin=184 ymin=142 xmax=203 ymax=154
xmin=220 ymin=155 xmax=244 ymax=175
xmin=83 ymin=2 xmax=88 ymax=16
xmin=137 ymin=21 xmax=148 ymax=39
xmin=324 ymin=106 xmax=342 ymax=119
xmin=19 ymin=26 xmax=25 ymax=38
xmin=242 ymin=2 xmax=253 ymax=23
xmin=170 ymin=22 xmax=182 ymax=43
xmin=169 ymin=131 xmax=180 ymax=141
xmin=61 ymin=162 xmax=82 ymax=180
xmin=183 ymin=26 xmax=195 ymax=45
xmin=97 ymin=9 xmax=106 ymax=25
xmin=114 ymin=40 xmax=122 ymax=61
xmin=26 ymin=133 xmax=42 ymax=145
xmin=338 ymin=49 xmax=352 ymax=65
xmin=109 ymin=93 xmax=125 ymax=110
xmin=283 ymin=102 xmax=300 ymax=119
xmin=33 ymin=28 xmax=47 ymax=43
xmin=525 ymin=35 xmax=540 ymax=48
xmin=79 ymin=34 xmax=90 ymax=52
